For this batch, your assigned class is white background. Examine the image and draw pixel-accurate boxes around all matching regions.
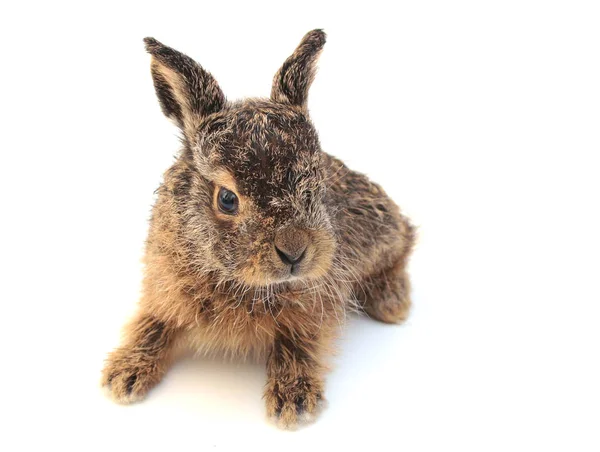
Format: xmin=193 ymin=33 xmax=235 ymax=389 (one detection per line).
xmin=1 ymin=1 xmax=599 ymax=450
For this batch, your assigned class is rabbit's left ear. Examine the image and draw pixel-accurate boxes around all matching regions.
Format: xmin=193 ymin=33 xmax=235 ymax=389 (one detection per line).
xmin=144 ymin=38 xmax=225 ymax=137
xmin=271 ymin=29 xmax=326 ymax=112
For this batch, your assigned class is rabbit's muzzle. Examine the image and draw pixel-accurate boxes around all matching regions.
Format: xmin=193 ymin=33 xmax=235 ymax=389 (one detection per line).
xmin=274 ymin=227 xmax=309 ymax=276
xmin=237 ymin=223 xmax=335 ymax=286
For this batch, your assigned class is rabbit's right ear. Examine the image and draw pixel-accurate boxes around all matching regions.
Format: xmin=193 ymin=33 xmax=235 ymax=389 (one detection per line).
xmin=144 ymin=38 xmax=225 ymax=137
xmin=271 ymin=30 xmax=326 ymax=112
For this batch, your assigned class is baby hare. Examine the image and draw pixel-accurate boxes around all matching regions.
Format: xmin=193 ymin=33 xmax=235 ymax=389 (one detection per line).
xmin=102 ymin=29 xmax=415 ymax=428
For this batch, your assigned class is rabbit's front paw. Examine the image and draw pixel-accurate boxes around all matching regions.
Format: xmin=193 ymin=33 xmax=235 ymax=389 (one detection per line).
xmin=101 ymin=353 xmax=161 ymax=404
xmin=265 ymin=377 xmax=325 ymax=429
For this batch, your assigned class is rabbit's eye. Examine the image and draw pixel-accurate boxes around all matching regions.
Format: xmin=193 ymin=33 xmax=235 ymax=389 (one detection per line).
xmin=217 ymin=187 xmax=239 ymax=214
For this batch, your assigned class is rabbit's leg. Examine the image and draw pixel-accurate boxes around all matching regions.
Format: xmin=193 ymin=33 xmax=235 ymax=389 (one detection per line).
xmin=102 ymin=312 xmax=179 ymax=403
xmin=358 ymin=255 xmax=412 ymax=324
xmin=264 ymin=330 xmax=327 ymax=429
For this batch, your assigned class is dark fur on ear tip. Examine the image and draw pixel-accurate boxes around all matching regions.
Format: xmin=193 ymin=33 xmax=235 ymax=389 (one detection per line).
xmin=143 ymin=37 xmax=162 ymax=53
xmin=143 ymin=37 xmax=190 ymax=65
xmin=299 ymin=29 xmax=327 ymax=51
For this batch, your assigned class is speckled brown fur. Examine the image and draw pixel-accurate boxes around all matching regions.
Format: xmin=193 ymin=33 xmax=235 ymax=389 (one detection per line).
xmin=102 ymin=29 xmax=415 ymax=429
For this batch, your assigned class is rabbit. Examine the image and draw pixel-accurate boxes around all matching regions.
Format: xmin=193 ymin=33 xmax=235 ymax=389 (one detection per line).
xmin=101 ymin=29 xmax=415 ymax=429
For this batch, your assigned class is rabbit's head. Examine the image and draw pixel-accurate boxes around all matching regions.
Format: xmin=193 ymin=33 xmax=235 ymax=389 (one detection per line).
xmin=145 ymin=30 xmax=336 ymax=287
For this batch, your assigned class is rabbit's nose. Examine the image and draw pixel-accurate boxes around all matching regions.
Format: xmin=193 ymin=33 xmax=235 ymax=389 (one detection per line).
xmin=275 ymin=245 xmax=306 ymax=266
xmin=274 ymin=228 xmax=309 ymax=266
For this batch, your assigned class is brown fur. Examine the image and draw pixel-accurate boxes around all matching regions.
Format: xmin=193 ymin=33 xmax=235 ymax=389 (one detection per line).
xmin=102 ymin=29 xmax=416 ymax=429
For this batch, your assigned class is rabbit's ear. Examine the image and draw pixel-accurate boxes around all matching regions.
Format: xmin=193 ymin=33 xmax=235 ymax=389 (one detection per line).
xmin=271 ymin=29 xmax=326 ymax=111
xmin=144 ymin=38 xmax=225 ymax=136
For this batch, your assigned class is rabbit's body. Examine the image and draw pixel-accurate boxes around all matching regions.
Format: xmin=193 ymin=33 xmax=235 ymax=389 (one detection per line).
xmin=102 ymin=31 xmax=415 ymax=428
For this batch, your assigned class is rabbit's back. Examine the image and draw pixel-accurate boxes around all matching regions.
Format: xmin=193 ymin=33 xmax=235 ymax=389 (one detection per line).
xmin=323 ymin=154 xmax=415 ymax=280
